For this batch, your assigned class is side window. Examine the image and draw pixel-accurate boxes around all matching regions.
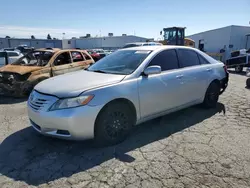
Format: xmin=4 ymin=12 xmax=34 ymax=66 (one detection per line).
xmin=71 ymin=51 xmax=84 ymax=62
xmin=82 ymin=52 xmax=92 ymax=60
xmin=7 ymin=52 xmax=18 ymax=57
xmin=177 ymin=49 xmax=200 ymax=68
xmin=148 ymin=50 xmax=179 ymax=71
xmin=198 ymin=54 xmax=210 ymax=65
xmin=54 ymin=52 xmax=71 ymax=66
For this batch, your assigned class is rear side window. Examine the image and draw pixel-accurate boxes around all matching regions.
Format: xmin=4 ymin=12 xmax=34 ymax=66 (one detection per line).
xmin=71 ymin=51 xmax=84 ymax=62
xmin=148 ymin=49 xmax=179 ymax=71
xmin=7 ymin=52 xmax=19 ymax=57
xmin=82 ymin=52 xmax=92 ymax=60
xmin=177 ymin=49 xmax=200 ymax=68
xmin=198 ymin=54 xmax=210 ymax=64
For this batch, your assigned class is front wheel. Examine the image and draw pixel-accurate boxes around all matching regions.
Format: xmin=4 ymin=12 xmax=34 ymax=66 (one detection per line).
xmin=235 ymin=66 xmax=243 ymax=73
xmin=94 ymin=102 xmax=134 ymax=146
xmin=202 ymin=82 xmax=220 ymax=108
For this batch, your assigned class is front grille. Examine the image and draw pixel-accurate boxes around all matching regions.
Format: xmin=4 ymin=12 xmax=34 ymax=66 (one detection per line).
xmin=29 ymin=98 xmax=48 ymax=111
xmin=28 ymin=90 xmax=58 ymax=111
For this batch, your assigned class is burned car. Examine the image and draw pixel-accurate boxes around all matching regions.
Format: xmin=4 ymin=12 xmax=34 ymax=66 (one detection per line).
xmin=0 ymin=48 xmax=94 ymax=97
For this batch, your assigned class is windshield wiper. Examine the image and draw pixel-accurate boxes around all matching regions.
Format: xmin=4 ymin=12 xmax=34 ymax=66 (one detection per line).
xmin=90 ymin=70 xmax=108 ymax=73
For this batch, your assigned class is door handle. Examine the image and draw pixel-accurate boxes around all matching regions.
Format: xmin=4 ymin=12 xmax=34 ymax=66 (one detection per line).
xmin=176 ymin=75 xmax=184 ymax=79
xmin=206 ymin=68 xmax=212 ymax=72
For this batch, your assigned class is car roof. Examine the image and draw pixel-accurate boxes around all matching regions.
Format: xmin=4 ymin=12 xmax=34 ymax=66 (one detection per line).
xmin=36 ymin=48 xmax=61 ymax=52
xmin=5 ymin=51 xmax=20 ymax=54
xmin=34 ymin=49 xmax=89 ymax=54
xmin=120 ymin=45 xmax=196 ymax=51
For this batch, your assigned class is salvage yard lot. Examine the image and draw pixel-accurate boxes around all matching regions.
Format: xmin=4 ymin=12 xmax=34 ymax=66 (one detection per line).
xmin=0 ymin=73 xmax=250 ymax=188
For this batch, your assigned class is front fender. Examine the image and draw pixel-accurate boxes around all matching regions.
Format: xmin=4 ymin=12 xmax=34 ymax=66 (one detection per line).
xmin=84 ymin=78 xmax=140 ymax=121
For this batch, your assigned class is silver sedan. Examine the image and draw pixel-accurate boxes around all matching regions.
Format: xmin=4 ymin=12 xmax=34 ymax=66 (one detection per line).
xmin=27 ymin=46 xmax=229 ymax=146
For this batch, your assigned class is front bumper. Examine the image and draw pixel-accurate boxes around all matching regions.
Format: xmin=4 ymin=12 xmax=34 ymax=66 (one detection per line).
xmin=0 ymin=81 xmax=31 ymax=97
xmin=28 ymin=102 xmax=103 ymax=140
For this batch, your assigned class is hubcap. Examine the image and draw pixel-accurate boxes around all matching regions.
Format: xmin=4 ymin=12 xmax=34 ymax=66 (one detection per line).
xmin=105 ymin=111 xmax=128 ymax=139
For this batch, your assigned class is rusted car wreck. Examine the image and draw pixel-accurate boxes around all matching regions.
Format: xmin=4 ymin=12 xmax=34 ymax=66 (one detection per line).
xmin=0 ymin=48 xmax=94 ymax=97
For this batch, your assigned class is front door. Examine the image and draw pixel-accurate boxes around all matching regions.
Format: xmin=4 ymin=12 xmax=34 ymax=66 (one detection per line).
xmin=52 ymin=51 xmax=72 ymax=76
xmin=138 ymin=49 xmax=184 ymax=118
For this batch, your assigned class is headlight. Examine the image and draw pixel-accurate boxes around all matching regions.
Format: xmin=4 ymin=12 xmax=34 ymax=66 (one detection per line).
xmin=49 ymin=95 xmax=94 ymax=111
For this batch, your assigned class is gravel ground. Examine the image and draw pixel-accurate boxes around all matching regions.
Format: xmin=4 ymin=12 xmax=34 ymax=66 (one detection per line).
xmin=0 ymin=73 xmax=250 ymax=188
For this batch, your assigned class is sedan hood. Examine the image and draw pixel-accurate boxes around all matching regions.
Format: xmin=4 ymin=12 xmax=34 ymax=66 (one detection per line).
xmin=35 ymin=70 xmax=126 ymax=98
xmin=0 ymin=65 xmax=42 ymax=75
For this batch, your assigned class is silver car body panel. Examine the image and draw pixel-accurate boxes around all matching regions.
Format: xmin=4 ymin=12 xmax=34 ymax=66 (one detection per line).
xmin=27 ymin=90 xmax=103 ymax=140
xmin=35 ymin=70 xmax=126 ymax=98
xmin=28 ymin=46 xmax=227 ymax=140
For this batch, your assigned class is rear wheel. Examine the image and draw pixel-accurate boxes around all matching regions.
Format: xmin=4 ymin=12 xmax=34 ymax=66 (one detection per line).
xmin=235 ymin=66 xmax=243 ymax=73
xmin=246 ymin=78 xmax=250 ymax=88
xmin=94 ymin=102 xmax=134 ymax=146
xmin=202 ymin=82 xmax=220 ymax=108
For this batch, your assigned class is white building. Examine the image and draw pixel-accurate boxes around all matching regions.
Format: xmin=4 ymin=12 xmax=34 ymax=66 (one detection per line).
xmin=187 ymin=25 xmax=250 ymax=60
xmin=0 ymin=38 xmax=62 ymax=49
xmin=63 ymin=35 xmax=150 ymax=50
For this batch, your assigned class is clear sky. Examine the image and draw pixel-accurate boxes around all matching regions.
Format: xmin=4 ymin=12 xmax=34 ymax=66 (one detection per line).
xmin=0 ymin=0 xmax=249 ymax=39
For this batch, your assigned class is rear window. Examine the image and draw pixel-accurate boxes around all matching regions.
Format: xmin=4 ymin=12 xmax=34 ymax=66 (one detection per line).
xmin=122 ymin=44 xmax=141 ymax=48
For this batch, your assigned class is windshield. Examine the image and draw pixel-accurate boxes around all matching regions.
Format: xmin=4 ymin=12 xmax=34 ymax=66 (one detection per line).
xmin=88 ymin=50 xmax=151 ymax=75
xmin=12 ymin=51 xmax=54 ymax=66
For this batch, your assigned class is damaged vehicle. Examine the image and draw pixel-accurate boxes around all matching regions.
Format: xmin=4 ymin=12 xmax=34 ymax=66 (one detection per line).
xmin=0 ymin=48 xmax=94 ymax=97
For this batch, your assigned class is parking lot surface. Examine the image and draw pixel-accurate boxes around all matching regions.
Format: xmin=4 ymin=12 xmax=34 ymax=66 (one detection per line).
xmin=0 ymin=73 xmax=250 ymax=188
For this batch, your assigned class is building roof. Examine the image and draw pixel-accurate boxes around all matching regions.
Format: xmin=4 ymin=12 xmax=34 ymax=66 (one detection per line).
xmin=70 ymin=35 xmax=149 ymax=40
xmin=187 ymin=25 xmax=250 ymax=37
xmin=36 ymin=48 xmax=61 ymax=52
xmin=0 ymin=38 xmax=60 ymax=41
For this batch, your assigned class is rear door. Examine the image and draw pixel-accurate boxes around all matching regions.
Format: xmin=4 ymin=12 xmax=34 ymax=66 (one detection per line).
xmin=176 ymin=49 xmax=207 ymax=104
xmin=52 ymin=51 xmax=93 ymax=76
xmin=52 ymin=51 xmax=73 ymax=76
xmin=68 ymin=51 xmax=94 ymax=71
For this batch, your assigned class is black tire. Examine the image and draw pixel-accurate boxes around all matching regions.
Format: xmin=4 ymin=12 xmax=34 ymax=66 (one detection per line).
xmin=202 ymin=82 xmax=220 ymax=108
xmin=235 ymin=66 xmax=243 ymax=73
xmin=246 ymin=78 xmax=250 ymax=88
xmin=94 ymin=102 xmax=134 ymax=146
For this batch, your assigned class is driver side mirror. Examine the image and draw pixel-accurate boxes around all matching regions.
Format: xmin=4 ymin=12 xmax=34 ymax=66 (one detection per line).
xmin=143 ymin=65 xmax=161 ymax=76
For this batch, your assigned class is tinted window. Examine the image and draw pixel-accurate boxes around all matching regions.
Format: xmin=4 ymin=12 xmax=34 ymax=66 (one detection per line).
xmin=198 ymin=54 xmax=210 ymax=64
xmin=177 ymin=49 xmax=200 ymax=68
xmin=148 ymin=50 xmax=179 ymax=71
